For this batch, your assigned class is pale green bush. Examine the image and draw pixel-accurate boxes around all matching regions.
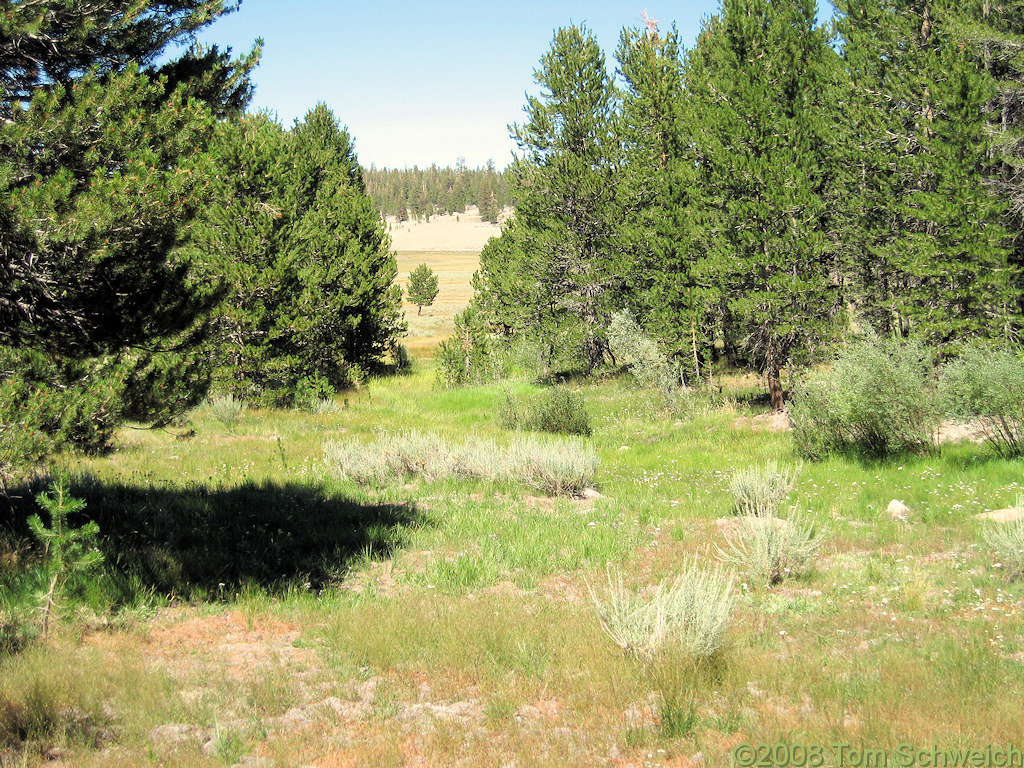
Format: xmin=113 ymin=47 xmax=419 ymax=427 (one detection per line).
xmin=589 ymin=561 xmax=735 ymax=660
xmin=982 ymin=499 xmax=1024 ymax=580
xmin=506 ymin=437 xmax=598 ymax=496
xmin=789 ymin=334 xmax=937 ymax=460
xmin=207 ymin=394 xmax=245 ymax=431
xmin=716 ymin=511 xmax=824 ymax=585
xmin=608 ymin=310 xmax=680 ymax=392
xmin=323 ymin=431 xmax=598 ymax=497
xmin=728 ymin=461 xmax=801 ymax=517
xmin=939 ymin=347 xmax=1024 ymax=457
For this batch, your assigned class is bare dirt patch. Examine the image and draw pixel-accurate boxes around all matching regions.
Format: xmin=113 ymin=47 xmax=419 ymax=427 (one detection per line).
xmin=142 ymin=608 xmax=318 ymax=681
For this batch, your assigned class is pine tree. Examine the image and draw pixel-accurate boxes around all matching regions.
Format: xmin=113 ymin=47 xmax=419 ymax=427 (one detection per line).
xmin=407 ymin=263 xmax=440 ymax=315
xmin=616 ymin=22 xmax=709 ymax=381
xmin=837 ymin=0 xmax=1016 ymax=351
xmin=190 ymin=106 xmax=404 ymax=405
xmin=0 ymin=0 xmax=258 ymax=468
xmin=685 ymin=0 xmax=844 ymax=410
xmin=477 ymin=25 xmax=622 ymax=372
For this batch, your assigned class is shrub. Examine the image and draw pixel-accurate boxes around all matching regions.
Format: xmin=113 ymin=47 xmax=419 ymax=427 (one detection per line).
xmin=789 ymin=334 xmax=937 ymax=460
xmin=391 ymin=342 xmax=413 ymax=374
xmin=981 ymin=500 xmax=1024 ymax=580
xmin=939 ymin=346 xmax=1024 ymax=457
xmin=294 ymin=374 xmax=335 ymax=411
xmin=728 ymin=461 xmax=801 ymax=517
xmin=323 ymin=431 xmax=598 ymax=496
xmin=608 ymin=311 xmax=679 ymax=390
xmin=589 ymin=561 xmax=735 ymax=660
xmin=506 ymin=437 xmax=598 ymax=496
xmin=499 ymin=388 xmax=592 ymax=437
xmin=716 ymin=511 xmax=824 ymax=585
xmin=207 ymin=394 xmax=245 ymax=431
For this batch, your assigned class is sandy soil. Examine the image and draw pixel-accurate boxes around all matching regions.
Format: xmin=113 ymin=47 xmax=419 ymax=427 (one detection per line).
xmin=385 ymin=205 xmax=504 ymax=252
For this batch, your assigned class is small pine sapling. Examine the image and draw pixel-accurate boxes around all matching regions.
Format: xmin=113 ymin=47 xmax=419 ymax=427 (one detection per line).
xmin=407 ymin=263 xmax=440 ymax=316
xmin=27 ymin=478 xmax=104 ymax=638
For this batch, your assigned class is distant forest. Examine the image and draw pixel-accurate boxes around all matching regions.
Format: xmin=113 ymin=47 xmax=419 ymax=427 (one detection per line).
xmin=363 ymin=160 xmax=513 ymax=223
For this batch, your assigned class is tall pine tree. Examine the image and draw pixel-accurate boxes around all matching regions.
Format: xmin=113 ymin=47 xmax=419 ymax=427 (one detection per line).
xmin=685 ymin=0 xmax=844 ymax=410
xmin=616 ymin=21 xmax=710 ymax=381
xmin=477 ymin=25 xmax=622 ymax=372
xmin=837 ymin=0 xmax=1016 ymax=350
xmin=0 ymin=1 xmax=258 ymax=468
xmin=190 ymin=106 xmax=404 ymax=404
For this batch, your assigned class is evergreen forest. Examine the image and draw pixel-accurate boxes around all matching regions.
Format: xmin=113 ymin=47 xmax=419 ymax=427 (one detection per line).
xmin=464 ymin=0 xmax=1024 ymax=410
xmin=364 ymin=161 xmax=512 ymax=223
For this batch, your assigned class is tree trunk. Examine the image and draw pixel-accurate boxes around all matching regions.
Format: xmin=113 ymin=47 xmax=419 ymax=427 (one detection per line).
xmin=765 ymin=337 xmax=785 ymax=412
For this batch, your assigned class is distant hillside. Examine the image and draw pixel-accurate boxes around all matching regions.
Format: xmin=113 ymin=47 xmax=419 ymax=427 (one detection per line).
xmin=363 ymin=161 xmax=513 ymax=224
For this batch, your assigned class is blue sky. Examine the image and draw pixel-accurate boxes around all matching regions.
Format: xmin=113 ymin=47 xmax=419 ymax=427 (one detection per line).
xmin=197 ymin=1 xmax=726 ymax=169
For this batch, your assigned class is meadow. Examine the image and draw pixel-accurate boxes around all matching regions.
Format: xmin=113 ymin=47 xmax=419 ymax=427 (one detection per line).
xmin=395 ymin=251 xmax=479 ymax=358
xmin=2 ymin=351 xmax=1023 ymax=768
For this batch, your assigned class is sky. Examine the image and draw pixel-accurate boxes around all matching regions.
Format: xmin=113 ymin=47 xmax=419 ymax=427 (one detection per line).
xmin=195 ymin=0 xmax=725 ymax=170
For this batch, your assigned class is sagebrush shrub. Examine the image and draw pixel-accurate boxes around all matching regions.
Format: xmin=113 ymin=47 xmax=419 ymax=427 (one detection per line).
xmin=606 ymin=310 xmax=721 ymax=418
xmin=323 ymin=431 xmax=598 ymax=496
xmin=207 ymin=394 xmax=245 ymax=430
xmin=589 ymin=561 xmax=735 ymax=659
xmin=716 ymin=511 xmax=824 ymax=585
xmin=789 ymin=334 xmax=937 ymax=459
xmin=982 ymin=499 xmax=1024 ymax=580
xmin=499 ymin=388 xmax=592 ymax=437
xmin=939 ymin=346 xmax=1024 ymax=457
xmin=728 ymin=461 xmax=801 ymax=517
xmin=505 ymin=438 xmax=598 ymax=496
xmin=608 ymin=311 xmax=678 ymax=391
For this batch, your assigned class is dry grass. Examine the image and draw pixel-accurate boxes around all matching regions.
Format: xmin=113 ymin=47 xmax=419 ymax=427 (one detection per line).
xmin=395 ymin=251 xmax=479 ymax=358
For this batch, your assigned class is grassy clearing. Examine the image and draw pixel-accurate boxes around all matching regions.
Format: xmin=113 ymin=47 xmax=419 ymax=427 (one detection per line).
xmin=394 ymin=251 xmax=479 ymax=357
xmin=1 ymin=362 xmax=1024 ymax=766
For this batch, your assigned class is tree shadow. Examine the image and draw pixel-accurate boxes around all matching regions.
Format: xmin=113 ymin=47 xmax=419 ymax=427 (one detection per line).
xmin=2 ymin=475 xmax=423 ymax=598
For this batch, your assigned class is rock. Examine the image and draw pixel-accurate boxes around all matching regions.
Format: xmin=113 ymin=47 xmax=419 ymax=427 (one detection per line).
xmin=887 ymin=499 xmax=911 ymax=522
xmin=975 ymin=507 xmax=1024 ymax=523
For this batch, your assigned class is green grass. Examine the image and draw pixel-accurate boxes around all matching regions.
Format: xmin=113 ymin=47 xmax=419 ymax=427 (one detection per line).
xmin=2 ymin=362 xmax=1024 ymax=766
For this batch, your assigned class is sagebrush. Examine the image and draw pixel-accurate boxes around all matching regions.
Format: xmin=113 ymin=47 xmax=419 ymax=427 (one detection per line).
xmin=728 ymin=461 xmax=801 ymax=517
xmin=981 ymin=498 xmax=1024 ymax=580
xmin=716 ymin=511 xmax=824 ymax=585
xmin=589 ymin=561 xmax=734 ymax=659
xmin=323 ymin=430 xmax=598 ymax=496
xmin=789 ymin=334 xmax=936 ymax=459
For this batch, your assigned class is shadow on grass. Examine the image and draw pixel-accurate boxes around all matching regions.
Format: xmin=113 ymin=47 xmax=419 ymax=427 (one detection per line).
xmin=2 ymin=476 xmax=423 ymax=599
